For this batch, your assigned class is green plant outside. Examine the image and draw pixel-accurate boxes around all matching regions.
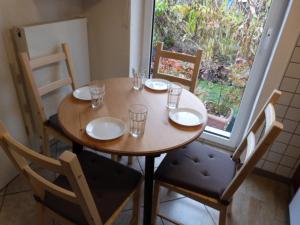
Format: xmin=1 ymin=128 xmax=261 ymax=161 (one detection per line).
xmin=197 ymin=80 xmax=243 ymax=117
xmin=153 ymin=0 xmax=272 ymax=122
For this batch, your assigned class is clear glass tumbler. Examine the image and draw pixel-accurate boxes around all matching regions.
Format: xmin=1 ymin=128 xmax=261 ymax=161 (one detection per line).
xmin=132 ymin=69 xmax=145 ymax=91
xmin=167 ymin=83 xmax=183 ymax=109
xmin=129 ymin=104 xmax=148 ymax=138
xmin=89 ymin=82 xmax=105 ymax=109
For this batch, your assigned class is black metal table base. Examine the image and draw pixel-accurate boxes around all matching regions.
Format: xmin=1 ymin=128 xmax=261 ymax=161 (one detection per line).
xmin=144 ymin=156 xmax=156 ymax=225
xmin=72 ymin=141 xmax=83 ymax=155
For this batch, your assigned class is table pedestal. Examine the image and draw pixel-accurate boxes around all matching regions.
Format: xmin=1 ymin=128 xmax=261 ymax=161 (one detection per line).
xmin=144 ymin=156 xmax=155 ymax=225
xmin=72 ymin=141 xmax=83 ymax=154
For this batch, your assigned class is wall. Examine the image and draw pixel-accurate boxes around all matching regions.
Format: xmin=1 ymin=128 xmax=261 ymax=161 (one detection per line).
xmin=0 ymin=0 xmax=83 ymax=189
xmin=83 ymin=0 xmax=131 ymax=79
xmin=130 ymin=0 xmax=145 ymax=73
xmin=249 ymin=0 xmax=300 ymax=179
xmin=257 ymin=35 xmax=300 ymax=178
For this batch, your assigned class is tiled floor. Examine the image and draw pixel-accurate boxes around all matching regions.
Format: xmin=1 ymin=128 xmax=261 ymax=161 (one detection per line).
xmin=0 ymin=142 xmax=291 ymax=225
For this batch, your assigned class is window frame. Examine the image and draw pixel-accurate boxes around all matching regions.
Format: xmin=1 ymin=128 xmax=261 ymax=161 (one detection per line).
xmin=141 ymin=0 xmax=290 ymax=149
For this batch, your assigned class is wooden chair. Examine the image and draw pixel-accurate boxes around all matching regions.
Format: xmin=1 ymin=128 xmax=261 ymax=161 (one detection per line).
xmin=152 ymin=90 xmax=283 ymax=225
xmin=19 ymin=43 xmax=76 ymax=156
xmin=153 ymin=42 xmax=202 ymax=93
xmin=19 ymin=44 xmax=130 ymax=164
xmin=0 ymin=121 xmax=142 ymax=225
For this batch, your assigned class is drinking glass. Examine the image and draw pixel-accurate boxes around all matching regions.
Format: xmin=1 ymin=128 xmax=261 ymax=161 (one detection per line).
xmin=89 ymin=82 xmax=105 ymax=109
xmin=132 ymin=68 xmax=145 ymax=91
xmin=129 ymin=104 xmax=148 ymax=138
xmin=167 ymin=83 xmax=183 ymax=109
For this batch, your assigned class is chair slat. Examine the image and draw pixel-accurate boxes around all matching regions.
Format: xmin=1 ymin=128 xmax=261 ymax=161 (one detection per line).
xmin=6 ymin=135 xmax=64 ymax=174
xmin=24 ymin=166 xmax=77 ymax=203
xmin=38 ymin=78 xmax=72 ymax=96
xmin=160 ymin=50 xmax=196 ymax=63
xmin=30 ymin=52 xmax=66 ymax=69
xmin=155 ymin=73 xmax=192 ymax=84
xmin=153 ymin=42 xmax=202 ymax=93
xmin=245 ymin=131 xmax=255 ymax=161
xmin=221 ymin=121 xmax=283 ymax=201
xmin=62 ymin=43 xmax=76 ymax=90
xmin=264 ymin=104 xmax=276 ymax=134
xmin=232 ymin=90 xmax=282 ymax=161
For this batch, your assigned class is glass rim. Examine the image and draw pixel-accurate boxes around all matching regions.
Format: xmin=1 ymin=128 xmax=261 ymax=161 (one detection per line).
xmin=129 ymin=104 xmax=148 ymax=113
xmin=168 ymin=82 xmax=183 ymax=89
xmin=89 ymin=81 xmax=105 ymax=87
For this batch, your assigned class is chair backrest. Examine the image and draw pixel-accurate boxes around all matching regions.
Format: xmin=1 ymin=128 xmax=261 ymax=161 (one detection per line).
xmin=0 ymin=122 xmax=102 ymax=225
xmin=153 ymin=42 xmax=202 ymax=93
xmin=19 ymin=43 xmax=77 ymax=123
xmin=221 ymin=90 xmax=283 ymax=201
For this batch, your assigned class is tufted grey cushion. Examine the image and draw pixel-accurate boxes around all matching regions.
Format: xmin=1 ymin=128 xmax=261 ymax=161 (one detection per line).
xmin=36 ymin=151 xmax=142 ymax=225
xmin=155 ymin=141 xmax=237 ymax=200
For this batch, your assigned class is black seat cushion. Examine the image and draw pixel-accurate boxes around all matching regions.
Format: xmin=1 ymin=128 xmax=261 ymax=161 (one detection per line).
xmin=46 ymin=114 xmax=63 ymax=132
xmin=39 ymin=151 xmax=142 ymax=225
xmin=155 ymin=142 xmax=236 ymax=200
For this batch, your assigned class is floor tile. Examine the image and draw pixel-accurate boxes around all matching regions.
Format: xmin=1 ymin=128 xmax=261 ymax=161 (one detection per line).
xmin=124 ymin=182 xmax=184 ymax=211
xmin=236 ymin=174 xmax=290 ymax=223
xmin=159 ymin=186 xmax=185 ymax=203
xmin=137 ymin=154 xmax=167 ymax=173
xmin=118 ymin=156 xmax=143 ymax=173
xmin=114 ymin=208 xmax=164 ymax=225
xmin=85 ymin=148 xmax=143 ymax=173
xmin=4 ymin=175 xmax=31 ymax=195
xmin=158 ymin=197 xmax=215 ymax=225
xmin=204 ymin=206 xmax=218 ymax=225
xmin=0 ymin=191 xmax=36 ymax=225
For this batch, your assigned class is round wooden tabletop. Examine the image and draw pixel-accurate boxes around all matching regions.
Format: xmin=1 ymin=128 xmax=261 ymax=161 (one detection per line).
xmin=58 ymin=77 xmax=207 ymax=156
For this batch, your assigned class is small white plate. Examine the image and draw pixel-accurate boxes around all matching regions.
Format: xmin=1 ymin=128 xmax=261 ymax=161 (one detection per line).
xmin=169 ymin=108 xmax=204 ymax=127
xmin=145 ymin=79 xmax=169 ymax=91
xmin=73 ymin=86 xmax=91 ymax=101
xmin=86 ymin=117 xmax=126 ymax=140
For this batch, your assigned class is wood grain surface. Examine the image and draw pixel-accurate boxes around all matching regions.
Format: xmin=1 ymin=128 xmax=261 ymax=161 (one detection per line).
xmin=58 ymin=77 xmax=207 ymax=156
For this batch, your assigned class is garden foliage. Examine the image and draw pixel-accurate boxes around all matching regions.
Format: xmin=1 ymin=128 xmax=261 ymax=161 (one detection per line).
xmin=153 ymin=0 xmax=271 ymax=117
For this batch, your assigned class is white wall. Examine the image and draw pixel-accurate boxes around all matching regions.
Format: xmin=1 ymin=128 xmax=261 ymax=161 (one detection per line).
xmin=252 ymin=0 xmax=300 ymax=116
xmin=130 ymin=0 xmax=145 ymax=74
xmin=0 ymin=0 xmax=83 ymax=189
xmin=83 ymin=0 xmax=131 ymax=79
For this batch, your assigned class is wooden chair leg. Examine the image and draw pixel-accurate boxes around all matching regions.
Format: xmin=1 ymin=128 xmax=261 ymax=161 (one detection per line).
xmin=219 ymin=207 xmax=227 ymax=225
xmin=128 ymin=156 xmax=133 ymax=165
xmin=111 ymin=154 xmax=118 ymax=161
xmin=130 ymin=183 xmax=141 ymax=225
xmin=42 ymin=128 xmax=51 ymax=156
xmin=227 ymin=201 xmax=233 ymax=216
xmin=36 ymin=202 xmax=45 ymax=225
xmin=151 ymin=182 xmax=161 ymax=225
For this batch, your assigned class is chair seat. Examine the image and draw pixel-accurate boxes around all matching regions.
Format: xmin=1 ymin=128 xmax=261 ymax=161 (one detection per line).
xmin=154 ymin=141 xmax=237 ymax=200
xmin=39 ymin=151 xmax=142 ymax=225
xmin=46 ymin=114 xmax=64 ymax=133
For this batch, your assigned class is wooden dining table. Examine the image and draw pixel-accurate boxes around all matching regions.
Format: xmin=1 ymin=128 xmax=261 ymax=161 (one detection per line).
xmin=58 ymin=77 xmax=207 ymax=225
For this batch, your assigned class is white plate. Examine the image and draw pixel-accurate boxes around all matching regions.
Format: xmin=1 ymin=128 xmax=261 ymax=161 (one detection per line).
xmin=145 ymin=79 xmax=169 ymax=91
xmin=73 ymin=86 xmax=91 ymax=101
xmin=86 ymin=117 xmax=126 ymax=140
xmin=169 ymin=108 xmax=204 ymax=127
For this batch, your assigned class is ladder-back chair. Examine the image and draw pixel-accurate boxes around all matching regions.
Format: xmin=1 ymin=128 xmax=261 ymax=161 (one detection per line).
xmin=0 ymin=121 xmax=141 ymax=225
xmin=152 ymin=90 xmax=283 ymax=225
xmin=153 ymin=42 xmax=202 ymax=93
xmin=19 ymin=43 xmax=76 ymax=155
